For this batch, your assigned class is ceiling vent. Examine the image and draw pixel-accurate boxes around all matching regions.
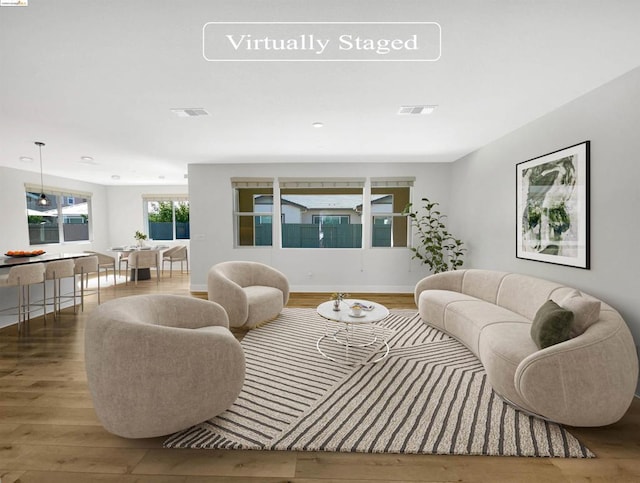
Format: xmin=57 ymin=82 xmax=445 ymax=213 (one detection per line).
xmin=398 ymin=105 xmax=437 ymax=115
xmin=170 ymin=108 xmax=210 ymax=117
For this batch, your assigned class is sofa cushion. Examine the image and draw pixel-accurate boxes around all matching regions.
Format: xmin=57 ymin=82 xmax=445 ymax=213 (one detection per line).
xmin=418 ymin=290 xmax=480 ymax=331
xmin=530 ymin=300 xmax=574 ymax=349
xmin=497 ymin=274 xmax=564 ymax=320
xmin=558 ymin=290 xmax=601 ymax=338
xmin=444 ymin=299 xmax=530 ymax=356
xmin=244 ymin=285 xmax=284 ymax=329
xmin=461 ymin=269 xmax=509 ymax=304
xmin=479 ymin=321 xmax=538 ymax=412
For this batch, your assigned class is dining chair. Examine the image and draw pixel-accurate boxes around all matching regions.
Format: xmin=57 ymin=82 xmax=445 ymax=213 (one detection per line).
xmin=162 ymin=245 xmax=188 ymax=277
xmin=0 ymin=263 xmax=46 ymax=334
xmin=118 ymin=251 xmax=132 ymax=277
xmin=127 ymin=251 xmax=160 ymax=285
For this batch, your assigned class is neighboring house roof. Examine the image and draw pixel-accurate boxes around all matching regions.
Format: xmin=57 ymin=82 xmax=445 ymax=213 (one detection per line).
xmin=255 ymin=195 xmax=307 ymax=210
xmin=255 ymin=194 xmax=389 ymax=210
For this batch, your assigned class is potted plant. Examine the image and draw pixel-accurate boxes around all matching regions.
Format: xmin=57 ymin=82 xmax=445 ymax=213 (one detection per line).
xmin=403 ymin=197 xmax=466 ymax=274
xmin=134 ymin=230 xmax=148 ymax=247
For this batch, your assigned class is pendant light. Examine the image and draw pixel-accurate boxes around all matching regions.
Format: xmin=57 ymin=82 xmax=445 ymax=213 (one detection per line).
xmin=35 ymin=141 xmax=50 ymax=206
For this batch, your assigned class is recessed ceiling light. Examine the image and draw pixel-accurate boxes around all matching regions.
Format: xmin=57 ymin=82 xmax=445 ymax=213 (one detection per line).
xmin=111 ymin=174 xmax=120 ymax=180
xmin=312 ymin=122 xmax=324 ymax=128
xmin=19 ymin=156 xmax=33 ymax=162
xmin=398 ymin=105 xmax=438 ymax=115
xmin=79 ymin=156 xmax=98 ymax=165
xmin=171 ymin=108 xmax=210 ymax=117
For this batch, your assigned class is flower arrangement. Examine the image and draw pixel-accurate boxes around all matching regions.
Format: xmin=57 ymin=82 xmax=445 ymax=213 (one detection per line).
xmin=134 ymin=230 xmax=148 ymax=247
xmin=330 ymin=292 xmax=349 ymax=311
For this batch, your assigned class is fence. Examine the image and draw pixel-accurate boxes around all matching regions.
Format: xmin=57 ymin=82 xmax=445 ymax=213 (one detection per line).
xmin=149 ymin=222 xmax=190 ymax=240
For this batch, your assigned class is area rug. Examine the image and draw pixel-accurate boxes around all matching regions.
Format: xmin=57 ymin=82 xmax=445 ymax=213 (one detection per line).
xmin=164 ymin=308 xmax=593 ymax=458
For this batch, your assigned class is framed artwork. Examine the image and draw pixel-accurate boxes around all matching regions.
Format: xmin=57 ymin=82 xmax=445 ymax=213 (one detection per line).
xmin=516 ymin=141 xmax=590 ymax=269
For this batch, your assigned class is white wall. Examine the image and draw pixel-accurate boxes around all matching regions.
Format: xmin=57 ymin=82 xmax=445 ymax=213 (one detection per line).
xmin=105 ymin=185 xmax=189 ymax=250
xmin=188 ymin=162 xmax=453 ymax=292
xmin=449 ymin=66 xmax=640 ymax=390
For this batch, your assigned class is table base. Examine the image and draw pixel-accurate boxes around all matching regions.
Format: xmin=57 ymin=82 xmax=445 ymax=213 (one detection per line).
xmin=316 ymin=325 xmax=389 ymax=366
xmin=130 ymin=268 xmax=151 ymax=281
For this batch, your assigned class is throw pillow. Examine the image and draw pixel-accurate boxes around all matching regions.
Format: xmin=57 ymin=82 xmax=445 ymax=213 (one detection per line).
xmin=530 ymin=299 xmax=574 ymax=349
xmin=558 ymin=289 xmax=601 ymax=338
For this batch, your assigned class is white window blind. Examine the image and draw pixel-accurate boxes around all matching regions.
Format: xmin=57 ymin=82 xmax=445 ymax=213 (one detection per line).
xmin=24 ymin=184 xmax=92 ymax=198
xmin=278 ymin=177 xmax=365 ymax=188
xmin=142 ymin=194 xmax=189 ymax=202
xmin=231 ymin=178 xmax=274 ymax=188
xmin=370 ymin=177 xmax=415 ymax=188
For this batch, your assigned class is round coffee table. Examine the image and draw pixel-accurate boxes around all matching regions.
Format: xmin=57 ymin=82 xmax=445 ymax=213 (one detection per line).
xmin=316 ymin=299 xmax=390 ymax=365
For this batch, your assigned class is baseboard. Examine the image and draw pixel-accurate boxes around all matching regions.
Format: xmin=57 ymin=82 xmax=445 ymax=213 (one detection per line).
xmin=190 ymin=284 xmax=416 ymax=293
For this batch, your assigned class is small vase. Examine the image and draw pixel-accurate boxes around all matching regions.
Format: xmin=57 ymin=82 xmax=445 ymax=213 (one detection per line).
xmin=333 ymin=299 xmax=341 ymax=311
xmin=136 ymin=239 xmax=145 ymax=248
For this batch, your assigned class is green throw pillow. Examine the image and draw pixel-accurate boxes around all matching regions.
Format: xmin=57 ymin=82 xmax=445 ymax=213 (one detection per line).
xmin=530 ymin=300 xmax=574 ymax=349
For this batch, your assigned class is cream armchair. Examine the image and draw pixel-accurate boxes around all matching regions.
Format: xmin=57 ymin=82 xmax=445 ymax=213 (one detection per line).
xmin=208 ymin=261 xmax=289 ymax=329
xmin=85 ymin=294 xmax=245 ymax=438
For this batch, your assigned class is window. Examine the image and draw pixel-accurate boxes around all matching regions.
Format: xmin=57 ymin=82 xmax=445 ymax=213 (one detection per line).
xmin=25 ymin=186 xmax=91 ymax=245
xmin=370 ymin=178 xmax=413 ymax=247
xmin=233 ymin=178 xmax=273 ymax=247
xmin=312 ymin=215 xmax=350 ymax=225
xmin=279 ymin=178 xmax=365 ymax=248
xmin=144 ymin=196 xmax=190 ymax=241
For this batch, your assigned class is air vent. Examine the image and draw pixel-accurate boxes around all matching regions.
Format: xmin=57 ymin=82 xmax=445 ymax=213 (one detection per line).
xmin=398 ymin=105 xmax=437 ymax=115
xmin=170 ymin=108 xmax=210 ymax=117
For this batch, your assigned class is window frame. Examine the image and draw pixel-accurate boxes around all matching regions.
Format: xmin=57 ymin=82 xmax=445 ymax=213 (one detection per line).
xmin=369 ymin=178 xmax=414 ymax=249
xmin=25 ymin=185 xmax=92 ymax=246
xmin=232 ymin=178 xmax=274 ymax=248
xmin=142 ymin=195 xmax=190 ymax=241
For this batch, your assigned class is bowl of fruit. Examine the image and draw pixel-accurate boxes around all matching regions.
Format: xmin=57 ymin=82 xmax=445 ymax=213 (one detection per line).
xmin=4 ymin=249 xmax=46 ymax=258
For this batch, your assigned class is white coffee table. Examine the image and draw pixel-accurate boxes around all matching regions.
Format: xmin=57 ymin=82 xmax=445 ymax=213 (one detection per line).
xmin=316 ymin=299 xmax=390 ymax=365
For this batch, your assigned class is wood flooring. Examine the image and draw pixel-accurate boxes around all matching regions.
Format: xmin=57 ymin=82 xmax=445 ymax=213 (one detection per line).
xmin=1 ymin=272 xmax=639 ymax=482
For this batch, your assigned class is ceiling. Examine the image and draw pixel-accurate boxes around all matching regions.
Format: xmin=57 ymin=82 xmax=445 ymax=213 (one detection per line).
xmin=1 ymin=0 xmax=640 ymax=186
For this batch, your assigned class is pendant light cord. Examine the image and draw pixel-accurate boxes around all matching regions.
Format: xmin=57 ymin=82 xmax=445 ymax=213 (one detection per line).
xmin=38 ymin=142 xmax=45 ymax=192
xmin=35 ymin=141 xmax=48 ymax=206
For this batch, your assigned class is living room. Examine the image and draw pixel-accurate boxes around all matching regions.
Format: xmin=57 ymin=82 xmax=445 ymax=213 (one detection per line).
xmin=2 ymin=1 xmax=640 ymax=481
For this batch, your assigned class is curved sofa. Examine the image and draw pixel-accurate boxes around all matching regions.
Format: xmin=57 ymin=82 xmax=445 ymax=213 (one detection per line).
xmin=85 ymin=294 xmax=245 ymax=438
xmin=208 ymin=261 xmax=290 ymax=329
xmin=415 ymin=269 xmax=638 ymax=427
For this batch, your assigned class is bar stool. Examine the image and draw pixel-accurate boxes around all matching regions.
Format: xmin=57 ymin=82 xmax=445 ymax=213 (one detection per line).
xmin=44 ymin=259 xmax=77 ymax=321
xmin=0 ymin=263 xmax=45 ymax=334
xmin=74 ymin=255 xmax=100 ymax=311
xmin=84 ymin=251 xmax=117 ymax=286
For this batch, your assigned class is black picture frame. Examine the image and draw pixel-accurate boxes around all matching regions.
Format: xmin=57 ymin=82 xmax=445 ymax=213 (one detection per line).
xmin=516 ymin=141 xmax=590 ymax=269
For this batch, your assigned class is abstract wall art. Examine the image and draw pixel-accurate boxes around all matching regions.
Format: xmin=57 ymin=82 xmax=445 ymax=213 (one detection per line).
xmin=516 ymin=141 xmax=590 ymax=269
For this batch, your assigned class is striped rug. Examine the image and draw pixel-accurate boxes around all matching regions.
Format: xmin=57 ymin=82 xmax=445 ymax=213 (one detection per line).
xmin=164 ymin=308 xmax=593 ymax=458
